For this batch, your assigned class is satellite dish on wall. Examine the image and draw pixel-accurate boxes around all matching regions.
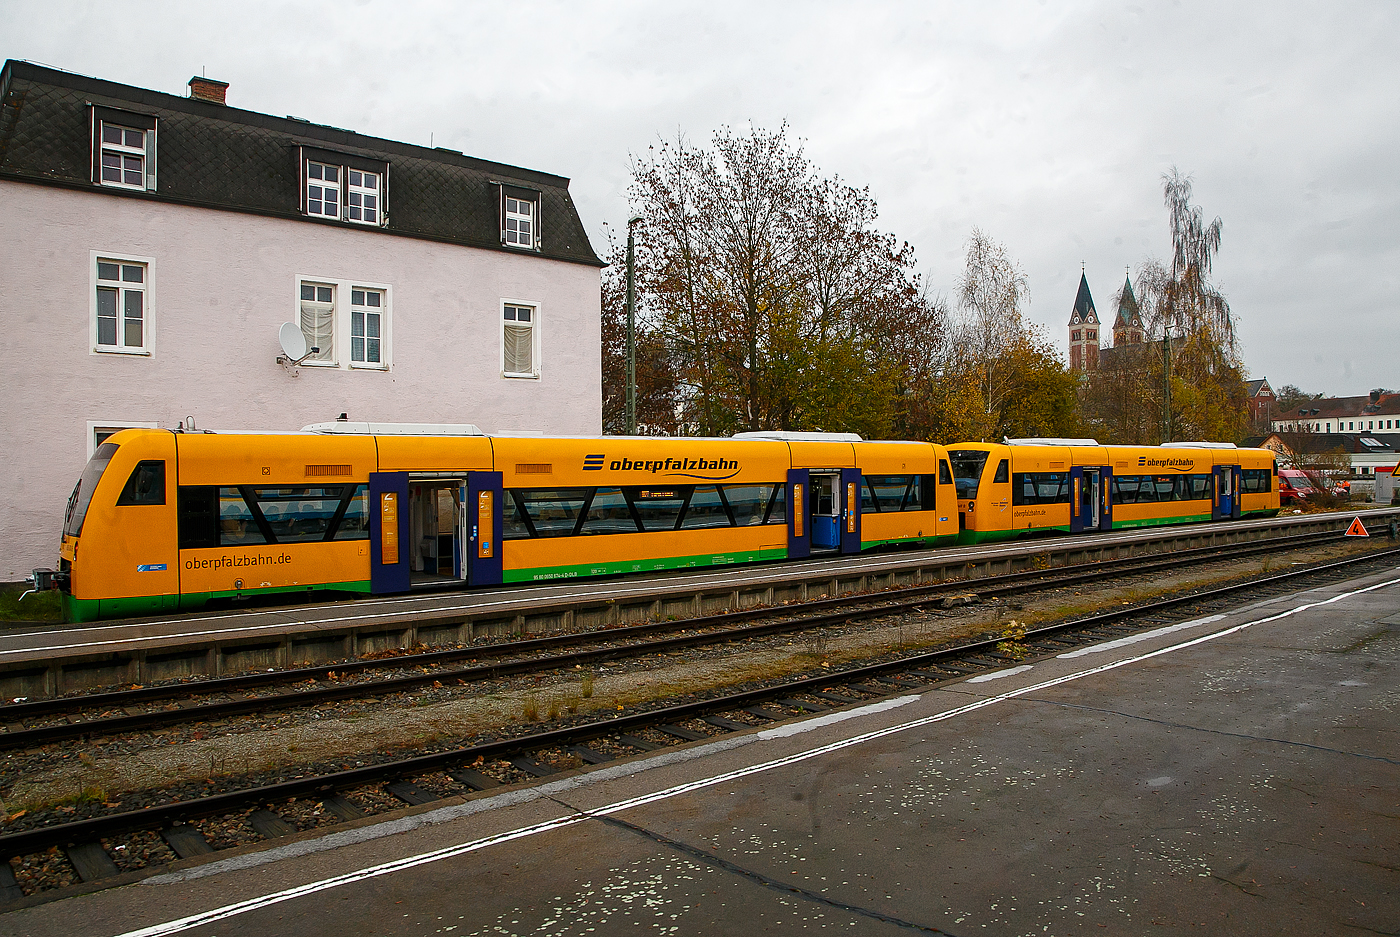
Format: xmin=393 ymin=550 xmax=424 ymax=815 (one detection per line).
xmin=276 ymin=322 xmax=317 ymax=373
xmin=279 ymin=322 xmax=308 ymax=359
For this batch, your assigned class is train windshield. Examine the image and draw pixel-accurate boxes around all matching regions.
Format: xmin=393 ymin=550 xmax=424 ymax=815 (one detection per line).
xmin=948 ymin=450 xmax=990 ymax=499
xmin=64 ymin=442 xmax=119 ymax=537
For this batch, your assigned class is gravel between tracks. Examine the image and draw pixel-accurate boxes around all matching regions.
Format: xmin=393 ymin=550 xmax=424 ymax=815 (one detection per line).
xmin=0 ymin=539 xmax=1381 ymax=831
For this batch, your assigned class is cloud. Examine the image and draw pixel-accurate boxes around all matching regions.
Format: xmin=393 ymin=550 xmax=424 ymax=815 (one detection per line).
xmin=5 ymin=0 xmax=1395 ymax=392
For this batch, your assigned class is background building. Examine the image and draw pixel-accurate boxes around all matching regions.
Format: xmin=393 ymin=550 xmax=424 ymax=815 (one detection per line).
xmin=0 ymin=61 xmax=603 ymax=582
xmin=1066 ymin=272 xmax=1100 ymax=371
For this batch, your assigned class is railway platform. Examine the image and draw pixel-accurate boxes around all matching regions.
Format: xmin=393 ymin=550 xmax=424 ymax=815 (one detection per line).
xmin=4 ymin=548 xmax=1398 ymax=935
xmin=1 ymin=507 xmax=1396 ymax=701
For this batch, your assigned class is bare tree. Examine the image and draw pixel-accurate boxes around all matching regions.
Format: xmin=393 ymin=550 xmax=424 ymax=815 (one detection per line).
xmin=954 ymin=228 xmax=1030 ymax=437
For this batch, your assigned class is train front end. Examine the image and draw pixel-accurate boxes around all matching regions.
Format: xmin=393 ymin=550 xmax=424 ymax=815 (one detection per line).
xmin=947 ymin=443 xmax=1014 ymax=544
xmin=33 ymin=429 xmax=180 ymax=622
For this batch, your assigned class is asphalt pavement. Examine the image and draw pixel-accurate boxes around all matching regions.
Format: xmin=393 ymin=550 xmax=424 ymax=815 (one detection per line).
xmin=6 ymin=560 xmax=1398 ymax=936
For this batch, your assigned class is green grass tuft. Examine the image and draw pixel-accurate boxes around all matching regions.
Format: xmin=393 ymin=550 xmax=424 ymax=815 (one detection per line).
xmin=0 ymin=588 xmax=62 ymax=622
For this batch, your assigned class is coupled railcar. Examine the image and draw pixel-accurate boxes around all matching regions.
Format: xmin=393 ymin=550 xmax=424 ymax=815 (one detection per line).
xmin=948 ymin=439 xmax=1279 ymax=544
xmin=47 ymin=426 xmax=961 ymax=622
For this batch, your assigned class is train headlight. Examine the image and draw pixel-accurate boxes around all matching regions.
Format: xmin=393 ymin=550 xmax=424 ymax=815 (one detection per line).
xmin=968 ymin=501 xmax=975 ymax=514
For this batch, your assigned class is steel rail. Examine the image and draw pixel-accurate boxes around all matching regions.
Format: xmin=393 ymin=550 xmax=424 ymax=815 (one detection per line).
xmin=2 ymin=542 xmax=1396 ymax=862
xmin=0 ymin=527 xmax=1364 ymax=747
xmin=0 ymin=527 xmax=1380 ymax=750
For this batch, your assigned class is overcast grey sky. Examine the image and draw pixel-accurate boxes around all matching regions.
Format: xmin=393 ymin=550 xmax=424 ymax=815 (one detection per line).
xmin=6 ymin=0 xmax=1395 ymax=396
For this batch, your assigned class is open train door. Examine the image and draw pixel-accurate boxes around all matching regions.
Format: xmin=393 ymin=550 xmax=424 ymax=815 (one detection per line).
xmin=369 ymin=471 xmax=411 ymax=594
xmin=840 ymin=467 xmax=862 ymax=554
xmin=464 ymin=471 xmax=503 ymax=586
xmin=787 ymin=468 xmax=811 ymax=559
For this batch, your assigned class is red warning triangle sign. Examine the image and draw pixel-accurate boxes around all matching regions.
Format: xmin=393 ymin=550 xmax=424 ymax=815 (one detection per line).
xmin=1345 ymin=516 xmax=1369 ymax=537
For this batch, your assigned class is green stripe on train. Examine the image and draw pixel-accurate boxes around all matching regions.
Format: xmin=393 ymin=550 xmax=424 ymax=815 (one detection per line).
xmin=505 ymin=547 xmax=790 ymax=583
xmin=63 ymin=579 xmax=373 ymax=623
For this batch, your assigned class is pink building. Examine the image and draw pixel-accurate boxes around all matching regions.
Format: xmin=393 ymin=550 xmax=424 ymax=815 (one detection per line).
xmin=0 ymin=62 xmax=603 ymax=582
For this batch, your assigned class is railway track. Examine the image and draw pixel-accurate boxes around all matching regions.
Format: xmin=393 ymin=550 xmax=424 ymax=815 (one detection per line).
xmin=0 ymin=526 xmax=1375 ymax=748
xmin=1 ymin=537 xmax=1397 ymax=900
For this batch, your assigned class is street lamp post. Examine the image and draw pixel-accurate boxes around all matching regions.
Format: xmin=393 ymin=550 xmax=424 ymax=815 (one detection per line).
xmin=625 ymin=215 xmax=642 ymax=436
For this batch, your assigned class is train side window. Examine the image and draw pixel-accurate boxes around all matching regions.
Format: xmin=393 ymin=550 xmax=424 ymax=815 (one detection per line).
xmin=1011 ymin=472 xmax=1071 ymax=506
xmin=1189 ymin=475 xmax=1212 ymax=500
xmin=726 ymin=485 xmax=778 ymax=525
xmin=577 ymin=488 xmax=640 ymax=536
xmin=864 ymin=476 xmax=909 ymax=513
xmin=177 ymin=486 xmax=219 ymax=549
xmin=510 ymin=489 xmax=589 ymax=538
xmin=903 ymin=475 xmax=923 ymax=510
xmin=331 ymin=485 xmax=370 ymax=539
xmin=1241 ymin=469 xmax=1271 ymax=493
xmin=762 ymin=484 xmax=786 ymax=525
xmin=938 ymin=460 xmax=953 ymax=486
xmin=993 ymin=459 xmax=1008 ymax=484
xmin=628 ymin=487 xmax=689 ymax=532
xmin=680 ymin=485 xmax=734 ymax=529
xmin=250 ymin=486 xmax=350 ymax=542
xmin=219 ymin=489 xmax=271 ymax=545
xmin=116 ymin=460 xmax=165 ymax=505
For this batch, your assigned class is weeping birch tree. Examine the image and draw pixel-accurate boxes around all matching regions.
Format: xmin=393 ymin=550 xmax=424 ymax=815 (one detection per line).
xmin=1134 ymin=168 xmax=1248 ymax=442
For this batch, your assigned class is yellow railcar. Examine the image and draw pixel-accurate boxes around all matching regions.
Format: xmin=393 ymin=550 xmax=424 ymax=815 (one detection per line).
xmin=47 ymin=426 xmax=961 ymax=622
xmin=947 ymin=439 xmax=1279 ymax=544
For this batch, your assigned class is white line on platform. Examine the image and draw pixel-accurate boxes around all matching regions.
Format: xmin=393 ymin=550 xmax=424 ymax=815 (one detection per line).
xmin=112 ymin=572 xmax=1400 ymax=937
xmin=1056 ymin=614 xmax=1226 ymax=658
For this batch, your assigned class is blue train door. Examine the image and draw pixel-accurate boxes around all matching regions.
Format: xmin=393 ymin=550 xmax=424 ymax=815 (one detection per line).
xmin=1069 ymin=466 xmax=1086 ymax=533
xmin=1214 ymin=465 xmax=1235 ymax=520
xmin=465 ymin=472 xmax=503 ymax=586
xmin=1099 ymin=466 xmax=1114 ymax=531
xmin=787 ymin=469 xmax=811 ymax=559
xmin=840 ymin=467 xmax=863 ymax=554
xmin=369 ymin=471 xmax=411 ymax=594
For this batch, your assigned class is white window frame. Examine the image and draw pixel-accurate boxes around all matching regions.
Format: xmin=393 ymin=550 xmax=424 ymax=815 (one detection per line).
xmin=98 ymin=121 xmax=148 ymax=190
xmin=500 ymin=298 xmax=540 ymax=379
xmin=349 ymin=286 xmax=387 ymax=369
xmin=87 ymin=420 xmax=160 ymax=458
xmin=298 ymin=280 xmax=338 ymax=365
xmin=345 ymin=168 xmax=382 ymax=226
xmin=294 ymin=274 xmax=392 ymax=371
xmin=90 ymin=251 xmax=154 ymax=356
xmin=305 ymin=161 xmax=341 ymax=219
xmin=503 ymin=194 xmax=538 ymax=250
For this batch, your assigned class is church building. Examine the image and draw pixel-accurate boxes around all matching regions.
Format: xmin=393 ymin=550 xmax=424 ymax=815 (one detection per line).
xmin=1070 ymin=272 xmax=1146 ymax=371
xmin=1067 ymin=272 xmax=1100 ymax=371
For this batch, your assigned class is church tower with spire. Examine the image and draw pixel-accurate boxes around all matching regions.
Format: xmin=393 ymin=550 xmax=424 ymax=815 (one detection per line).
xmin=1067 ymin=271 xmax=1099 ymax=371
xmin=1113 ymin=273 xmax=1145 ymax=347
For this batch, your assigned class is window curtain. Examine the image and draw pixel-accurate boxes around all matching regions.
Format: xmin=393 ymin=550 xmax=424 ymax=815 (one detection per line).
xmin=504 ymin=324 xmax=533 ymax=373
xmin=300 ymin=302 xmax=334 ymax=361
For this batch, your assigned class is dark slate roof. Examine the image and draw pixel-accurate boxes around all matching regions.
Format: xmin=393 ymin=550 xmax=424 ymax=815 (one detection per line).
xmin=1281 ymin=393 xmax=1400 ymax=420
xmin=1266 ymin=433 xmax=1395 ymax=455
xmin=1068 ymin=273 xmax=1097 ymax=325
xmin=1244 ymin=378 xmax=1272 ymax=397
xmin=1113 ymin=274 xmax=1142 ymax=329
xmin=0 ymin=60 xmax=601 ymax=266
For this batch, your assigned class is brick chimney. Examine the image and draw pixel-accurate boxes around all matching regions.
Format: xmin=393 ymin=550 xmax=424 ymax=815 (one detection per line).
xmin=188 ymin=76 xmax=229 ymax=105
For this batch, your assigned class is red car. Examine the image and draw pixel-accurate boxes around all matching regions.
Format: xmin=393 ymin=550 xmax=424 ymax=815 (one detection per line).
xmin=1278 ymin=469 xmax=1315 ymax=505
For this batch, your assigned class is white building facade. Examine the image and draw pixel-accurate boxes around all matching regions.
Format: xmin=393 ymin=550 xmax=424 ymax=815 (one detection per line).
xmin=0 ymin=63 xmax=603 ymax=582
